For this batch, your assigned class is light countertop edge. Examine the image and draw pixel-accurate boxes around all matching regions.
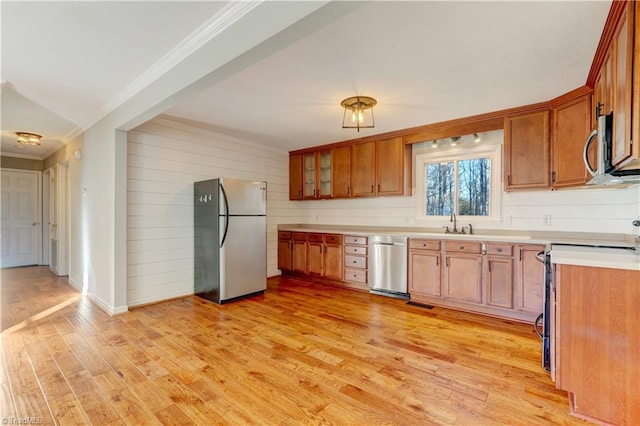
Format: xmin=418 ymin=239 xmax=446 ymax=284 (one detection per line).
xmin=550 ymin=245 xmax=640 ymax=271
xmin=277 ymin=224 xmax=640 ymax=270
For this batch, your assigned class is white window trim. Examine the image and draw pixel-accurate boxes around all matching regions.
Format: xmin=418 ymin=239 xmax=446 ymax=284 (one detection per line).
xmin=415 ymin=144 xmax=502 ymax=224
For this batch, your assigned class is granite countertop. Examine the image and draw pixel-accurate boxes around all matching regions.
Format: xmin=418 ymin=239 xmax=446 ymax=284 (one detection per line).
xmin=278 ymin=223 xmax=640 ymax=270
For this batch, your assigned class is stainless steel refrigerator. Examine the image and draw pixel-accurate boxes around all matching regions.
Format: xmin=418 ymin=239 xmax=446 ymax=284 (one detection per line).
xmin=194 ymin=178 xmax=267 ymax=303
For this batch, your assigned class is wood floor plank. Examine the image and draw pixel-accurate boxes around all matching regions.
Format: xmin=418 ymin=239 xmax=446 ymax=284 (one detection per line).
xmin=0 ymin=268 xmax=588 ymax=425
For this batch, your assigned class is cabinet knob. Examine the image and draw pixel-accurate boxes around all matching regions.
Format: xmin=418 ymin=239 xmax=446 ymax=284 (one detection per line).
xmin=459 ymin=246 xmax=464 ymax=250
xmin=353 ymin=260 xmax=357 ymax=264
xmin=422 ymin=243 xmax=427 ymax=247
xmin=496 ymin=248 xmax=502 ymax=252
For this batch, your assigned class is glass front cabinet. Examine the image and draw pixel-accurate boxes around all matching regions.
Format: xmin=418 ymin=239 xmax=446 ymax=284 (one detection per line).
xmin=303 ymin=150 xmax=332 ymax=199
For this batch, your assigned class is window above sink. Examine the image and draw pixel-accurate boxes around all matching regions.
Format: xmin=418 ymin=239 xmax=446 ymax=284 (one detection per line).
xmin=415 ymin=140 xmax=502 ymax=223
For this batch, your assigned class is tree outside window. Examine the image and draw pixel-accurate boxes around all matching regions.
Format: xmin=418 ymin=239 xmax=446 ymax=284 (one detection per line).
xmin=423 ymin=156 xmax=492 ymax=217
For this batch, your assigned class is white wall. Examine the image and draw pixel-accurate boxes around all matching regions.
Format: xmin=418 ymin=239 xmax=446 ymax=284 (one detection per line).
xmin=126 ymin=116 xmax=295 ymax=306
xmin=290 ymin=130 xmax=640 ymax=236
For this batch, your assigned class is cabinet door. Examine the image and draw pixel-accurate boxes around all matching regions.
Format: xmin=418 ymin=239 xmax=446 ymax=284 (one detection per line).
xmin=611 ymin=4 xmax=633 ymax=166
xmin=552 ymin=94 xmax=592 ymax=188
xmin=324 ymin=244 xmax=343 ymax=280
xmin=504 ymin=110 xmax=551 ymax=190
xmin=486 ymin=257 xmax=513 ymax=309
xmin=408 ymin=250 xmax=441 ymax=297
xmin=556 ymin=265 xmax=640 ymax=425
xmin=307 ymin=242 xmax=323 ymax=276
xmin=289 ymin=154 xmax=303 ymax=200
xmin=277 ymin=239 xmax=291 ymax=271
xmin=317 ymin=150 xmax=332 ymax=198
xmin=291 ymin=240 xmax=307 ymax=273
xmin=303 ymin=153 xmax=317 ymax=199
xmin=444 ymin=254 xmax=482 ymax=303
xmin=332 ymin=146 xmax=351 ymax=198
xmin=515 ymin=245 xmax=545 ymax=314
xmin=376 ymin=137 xmax=404 ymax=195
xmin=594 ymin=51 xmax=614 ymax=120
xmin=351 ymin=141 xmax=375 ymax=196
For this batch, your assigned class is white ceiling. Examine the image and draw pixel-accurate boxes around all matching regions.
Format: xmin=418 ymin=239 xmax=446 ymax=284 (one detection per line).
xmin=1 ymin=1 xmax=610 ymax=159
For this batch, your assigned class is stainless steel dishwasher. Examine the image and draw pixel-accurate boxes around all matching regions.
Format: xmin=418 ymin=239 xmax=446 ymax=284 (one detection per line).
xmin=368 ymin=235 xmax=409 ymax=299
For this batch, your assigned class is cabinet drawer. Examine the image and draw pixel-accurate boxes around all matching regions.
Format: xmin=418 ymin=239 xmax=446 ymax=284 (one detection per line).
xmin=344 ymin=245 xmax=367 ymax=255
xmin=344 ymin=255 xmax=367 ymax=269
xmin=445 ymin=241 xmax=481 ymax=254
xmin=292 ymin=232 xmax=307 ymax=242
xmin=409 ymin=239 xmax=441 ymax=251
xmin=486 ymin=243 xmax=513 ymax=256
xmin=344 ymin=235 xmax=367 ymax=245
xmin=278 ymin=231 xmax=291 ymax=240
xmin=325 ymin=234 xmax=343 ymax=245
xmin=308 ymin=233 xmax=323 ymax=243
xmin=344 ymin=268 xmax=367 ymax=283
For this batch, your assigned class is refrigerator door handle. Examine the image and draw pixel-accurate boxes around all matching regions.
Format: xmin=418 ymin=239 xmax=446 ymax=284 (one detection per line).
xmin=220 ymin=184 xmax=230 ymax=248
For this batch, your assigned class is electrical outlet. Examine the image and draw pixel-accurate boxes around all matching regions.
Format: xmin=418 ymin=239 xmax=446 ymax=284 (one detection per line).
xmin=542 ymin=215 xmax=551 ymax=226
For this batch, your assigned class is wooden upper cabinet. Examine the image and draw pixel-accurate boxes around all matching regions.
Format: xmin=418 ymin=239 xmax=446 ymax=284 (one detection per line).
xmin=289 ymin=154 xmax=303 ymax=200
xmin=300 ymin=150 xmax=333 ymax=200
xmin=332 ymin=146 xmax=351 ymax=198
xmin=504 ymin=110 xmax=551 ymax=191
xmin=594 ymin=51 xmax=614 ymax=121
xmin=302 ymin=153 xmax=317 ymax=199
xmin=611 ymin=2 xmax=634 ymax=166
xmin=376 ymin=137 xmax=407 ymax=196
xmin=351 ymin=141 xmax=376 ymax=196
xmin=552 ymin=92 xmax=592 ymax=188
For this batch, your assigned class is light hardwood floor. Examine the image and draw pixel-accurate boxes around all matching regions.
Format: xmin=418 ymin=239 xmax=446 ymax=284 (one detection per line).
xmin=1 ymin=267 xmax=586 ymax=425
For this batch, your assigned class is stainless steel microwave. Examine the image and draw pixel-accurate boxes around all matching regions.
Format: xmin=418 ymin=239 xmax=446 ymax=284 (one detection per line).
xmin=583 ymin=112 xmax=640 ymax=185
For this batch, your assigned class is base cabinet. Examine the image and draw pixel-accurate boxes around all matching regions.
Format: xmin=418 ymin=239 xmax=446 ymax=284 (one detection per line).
xmin=343 ymin=235 xmax=368 ymax=290
xmin=486 ymin=257 xmax=514 ymax=309
xmin=291 ymin=233 xmax=307 ymax=274
xmin=277 ymin=231 xmax=292 ymax=271
xmin=407 ymin=239 xmax=543 ymax=323
xmin=408 ymin=239 xmax=441 ymax=301
xmin=515 ymin=245 xmax=545 ymax=315
xmin=444 ymin=254 xmax=483 ymax=304
xmin=555 ymin=264 xmax=640 ymax=425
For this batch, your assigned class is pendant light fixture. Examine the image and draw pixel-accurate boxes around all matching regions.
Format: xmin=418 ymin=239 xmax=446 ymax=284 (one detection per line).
xmin=341 ymin=96 xmax=376 ymax=132
xmin=15 ymin=132 xmax=42 ymax=146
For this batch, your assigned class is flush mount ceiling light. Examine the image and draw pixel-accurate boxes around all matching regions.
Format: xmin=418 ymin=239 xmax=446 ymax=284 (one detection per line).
xmin=341 ymin=96 xmax=376 ymax=132
xmin=16 ymin=132 xmax=42 ymax=146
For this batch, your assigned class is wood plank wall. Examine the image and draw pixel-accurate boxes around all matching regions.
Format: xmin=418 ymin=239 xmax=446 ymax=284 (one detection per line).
xmin=126 ymin=116 xmax=298 ymax=307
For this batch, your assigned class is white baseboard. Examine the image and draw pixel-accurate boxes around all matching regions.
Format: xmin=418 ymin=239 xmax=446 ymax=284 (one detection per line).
xmin=86 ymin=292 xmax=129 ymax=316
xmin=68 ymin=277 xmax=82 ymax=292
xmin=127 ymin=289 xmax=193 ymax=308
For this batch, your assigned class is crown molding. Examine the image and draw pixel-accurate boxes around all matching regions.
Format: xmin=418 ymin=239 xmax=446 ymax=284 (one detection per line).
xmin=66 ymin=1 xmax=263 ymax=143
xmin=586 ymin=0 xmax=629 ymax=87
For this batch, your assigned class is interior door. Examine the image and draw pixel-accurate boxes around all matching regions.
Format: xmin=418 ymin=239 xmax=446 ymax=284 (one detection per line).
xmin=1 ymin=169 xmax=41 ymax=267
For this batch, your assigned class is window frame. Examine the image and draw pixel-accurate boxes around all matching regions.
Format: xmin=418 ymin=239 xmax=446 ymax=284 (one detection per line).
xmin=415 ymin=144 xmax=502 ymax=223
